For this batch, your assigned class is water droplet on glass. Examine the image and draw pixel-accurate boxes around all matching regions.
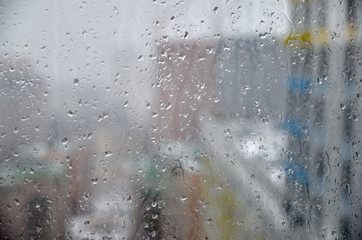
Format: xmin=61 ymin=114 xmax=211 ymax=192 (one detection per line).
xmin=105 ymin=151 xmax=113 ymax=157
xmin=165 ymin=103 xmax=172 ymax=110
xmin=151 ymin=201 xmax=157 ymax=207
xmin=67 ymin=110 xmax=74 ymax=117
xmin=181 ymin=196 xmax=188 ymax=202
xmin=62 ymin=138 xmax=68 ymax=144
xmin=224 ymin=128 xmax=231 ymax=134
xmin=91 ymin=177 xmax=98 ymax=185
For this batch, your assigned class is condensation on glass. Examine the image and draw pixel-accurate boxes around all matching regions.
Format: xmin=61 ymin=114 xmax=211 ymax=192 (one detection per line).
xmin=0 ymin=0 xmax=361 ymax=239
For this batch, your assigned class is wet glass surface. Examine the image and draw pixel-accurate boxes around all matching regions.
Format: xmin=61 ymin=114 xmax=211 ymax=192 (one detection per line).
xmin=0 ymin=0 xmax=361 ymax=239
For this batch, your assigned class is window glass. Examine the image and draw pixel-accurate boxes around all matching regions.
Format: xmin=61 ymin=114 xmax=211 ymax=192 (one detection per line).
xmin=0 ymin=0 xmax=361 ymax=239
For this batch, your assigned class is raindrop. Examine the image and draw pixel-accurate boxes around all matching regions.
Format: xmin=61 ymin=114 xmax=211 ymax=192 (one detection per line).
xmin=238 ymin=221 xmax=245 ymax=226
xmin=91 ymin=177 xmax=98 ymax=185
xmin=62 ymin=138 xmax=68 ymax=144
xmin=214 ymin=96 xmax=220 ymax=103
xmin=67 ymin=110 xmax=74 ymax=117
xmin=180 ymin=196 xmax=188 ymax=202
xmin=105 ymin=151 xmax=113 ymax=157
xmin=151 ymin=201 xmax=157 ymax=207
xmin=224 ymin=128 xmax=231 ymax=134
xmin=258 ymin=32 xmax=269 ymax=39
xmin=165 ymin=103 xmax=172 ymax=110
xmin=98 ymin=112 xmax=109 ymax=121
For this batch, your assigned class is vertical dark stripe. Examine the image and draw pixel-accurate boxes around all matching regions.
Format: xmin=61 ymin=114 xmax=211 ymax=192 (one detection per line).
xmin=340 ymin=0 xmax=357 ymax=238
xmin=312 ymin=0 xmax=328 ymax=231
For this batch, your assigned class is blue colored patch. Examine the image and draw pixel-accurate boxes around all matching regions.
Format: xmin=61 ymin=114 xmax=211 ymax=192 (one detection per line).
xmin=285 ymin=162 xmax=309 ymax=188
xmin=284 ymin=160 xmax=327 ymax=195
xmin=282 ymin=119 xmax=308 ymax=137
xmin=288 ymin=77 xmax=311 ymax=92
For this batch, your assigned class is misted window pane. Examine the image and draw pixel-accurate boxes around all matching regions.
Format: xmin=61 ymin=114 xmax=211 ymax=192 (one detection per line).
xmin=0 ymin=0 xmax=361 ymax=239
